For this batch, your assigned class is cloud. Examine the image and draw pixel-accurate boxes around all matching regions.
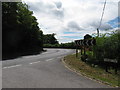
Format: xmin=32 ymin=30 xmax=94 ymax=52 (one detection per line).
xmin=23 ymin=0 xmax=119 ymax=43
xmin=54 ymin=1 xmax=62 ymax=9
xmin=26 ymin=0 xmax=64 ymax=19
xmin=89 ymin=21 xmax=113 ymax=30
xmin=67 ymin=21 xmax=82 ymax=31
xmin=52 ymin=9 xmax=64 ymax=19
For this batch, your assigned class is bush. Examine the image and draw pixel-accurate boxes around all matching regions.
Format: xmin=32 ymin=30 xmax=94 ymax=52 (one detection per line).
xmin=93 ymin=30 xmax=119 ymax=61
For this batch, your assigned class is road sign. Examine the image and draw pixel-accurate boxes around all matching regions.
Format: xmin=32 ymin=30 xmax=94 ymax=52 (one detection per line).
xmin=75 ymin=40 xmax=83 ymax=46
xmin=75 ymin=39 xmax=96 ymax=46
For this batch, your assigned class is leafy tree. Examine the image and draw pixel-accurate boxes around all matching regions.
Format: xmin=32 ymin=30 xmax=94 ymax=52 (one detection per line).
xmin=2 ymin=2 xmax=43 ymax=59
xmin=43 ymin=42 xmax=76 ymax=49
xmin=43 ymin=33 xmax=58 ymax=44
xmin=2 ymin=2 xmax=19 ymax=55
xmin=93 ymin=30 xmax=119 ymax=61
xmin=84 ymin=34 xmax=92 ymax=40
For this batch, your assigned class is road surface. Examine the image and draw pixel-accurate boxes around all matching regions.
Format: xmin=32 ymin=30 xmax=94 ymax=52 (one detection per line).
xmin=2 ymin=48 xmax=111 ymax=88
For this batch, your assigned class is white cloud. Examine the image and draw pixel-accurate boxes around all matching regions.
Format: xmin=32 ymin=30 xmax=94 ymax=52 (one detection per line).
xmin=22 ymin=0 xmax=119 ymax=43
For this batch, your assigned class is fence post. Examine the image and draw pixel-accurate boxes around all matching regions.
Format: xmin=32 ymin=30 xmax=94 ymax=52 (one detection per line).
xmin=81 ymin=47 xmax=83 ymax=55
xmin=76 ymin=47 xmax=78 ymax=58
xmin=83 ymin=45 xmax=86 ymax=55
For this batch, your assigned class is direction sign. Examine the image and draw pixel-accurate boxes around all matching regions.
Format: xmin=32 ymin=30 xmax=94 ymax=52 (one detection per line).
xmin=75 ymin=39 xmax=96 ymax=46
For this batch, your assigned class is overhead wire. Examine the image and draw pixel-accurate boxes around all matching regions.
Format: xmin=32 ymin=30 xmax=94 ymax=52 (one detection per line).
xmin=97 ymin=0 xmax=107 ymax=37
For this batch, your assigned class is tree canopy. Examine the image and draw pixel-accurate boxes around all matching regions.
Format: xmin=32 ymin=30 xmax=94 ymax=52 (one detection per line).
xmin=84 ymin=34 xmax=92 ymax=40
xmin=43 ymin=33 xmax=59 ymax=45
xmin=2 ymin=2 xmax=43 ymax=59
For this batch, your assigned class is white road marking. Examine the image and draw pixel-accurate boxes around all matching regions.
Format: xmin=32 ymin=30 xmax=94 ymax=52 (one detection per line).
xmin=29 ymin=61 xmax=41 ymax=64
xmin=46 ymin=58 xmax=54 ymax=61
xmin=3 ymin=64 xmax=22 ymax=69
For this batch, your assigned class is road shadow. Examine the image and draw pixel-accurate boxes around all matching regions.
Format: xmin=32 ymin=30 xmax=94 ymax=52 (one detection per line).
xmin=2 ymin=49 xmax=47 ymax=61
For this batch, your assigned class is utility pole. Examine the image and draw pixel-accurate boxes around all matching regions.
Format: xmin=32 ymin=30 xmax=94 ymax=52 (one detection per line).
xmin=97 ymin=28 xmax=99 ymax=37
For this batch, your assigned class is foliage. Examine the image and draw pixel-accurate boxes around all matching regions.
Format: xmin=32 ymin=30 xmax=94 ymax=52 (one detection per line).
xmin=64 ymin=54 xmax=119 ymax=87
xmin=43 ymin=33 xmax=58 ymax=44
xmin=84 ymin=34 xmax=92 ymax=40
xmin=43 ymin=42 xmax=76 ymax=49
xmin=2 ymin=2 xmax=43 ymax=59
xmin=81 ymin=30 xmax=120 ymax=73
xmin=89 ymin=30 xmax=120 ymax=73
xmin=93 ymin=30 xmax=119 ymax=61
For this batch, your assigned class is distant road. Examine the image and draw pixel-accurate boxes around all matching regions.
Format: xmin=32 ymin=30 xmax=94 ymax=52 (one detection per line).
xmin=2 ymin=48 xmax=111 ymax=88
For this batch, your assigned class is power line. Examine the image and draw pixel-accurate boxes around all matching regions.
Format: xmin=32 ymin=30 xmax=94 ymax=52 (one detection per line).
xmin=98 ymin=0 xmax=107 ymax=29
xmin=97 ymin=0 xmax=107 ymax=36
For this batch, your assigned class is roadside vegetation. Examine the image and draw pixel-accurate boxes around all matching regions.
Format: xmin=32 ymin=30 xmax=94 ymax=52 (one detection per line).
xmin=63 ymin=30 xmax=120 ymax=87
xmin=63 ymin=53 xmax=119 ymax=87
xmin=81 ymin=30 xmax=120 ymax=73
xmin=2 ymin=2 xmax=44 ymax=59
xmin=43 ymin=42 xmax=76 ymax=49
xmin=93 ymin=30 xmax=120 ymax=62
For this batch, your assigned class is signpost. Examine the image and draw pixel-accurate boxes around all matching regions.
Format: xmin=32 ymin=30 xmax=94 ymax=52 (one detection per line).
xmin=75 ymin=38 xmax=96 ymax=58
xmin=75 ymin=39 xmax=96 ymax=46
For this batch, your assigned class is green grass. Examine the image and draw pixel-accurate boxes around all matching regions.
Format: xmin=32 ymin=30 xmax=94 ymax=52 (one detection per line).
xmin=63 ymin=53 xmax=120 ymax=87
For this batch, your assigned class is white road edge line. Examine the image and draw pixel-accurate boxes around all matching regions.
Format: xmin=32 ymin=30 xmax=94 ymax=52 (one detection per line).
xmin=46 ymin=58 xmax=54 ymax=61
xmin=29 ymin=61 xmax=41 ymax=64
xmin=3 ymin=64 xmax=22 ymax=69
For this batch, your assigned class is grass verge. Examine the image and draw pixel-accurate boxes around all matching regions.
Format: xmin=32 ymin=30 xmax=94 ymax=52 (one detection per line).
xmin=63 ymin=53 xmax=119 ymax=87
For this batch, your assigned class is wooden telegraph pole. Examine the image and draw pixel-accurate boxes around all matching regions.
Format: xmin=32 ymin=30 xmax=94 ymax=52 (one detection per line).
xmin=97 ymin=28 xmax=99 ymax=37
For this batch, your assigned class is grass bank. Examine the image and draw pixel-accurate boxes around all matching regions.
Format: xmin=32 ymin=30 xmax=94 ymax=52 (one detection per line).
xmin=63 ymin=53 xmax=119 ymax=87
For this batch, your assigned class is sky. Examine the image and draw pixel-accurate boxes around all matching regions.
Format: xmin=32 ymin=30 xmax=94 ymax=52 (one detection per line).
xmin=22 ymin=0 xmax=119 ymax=43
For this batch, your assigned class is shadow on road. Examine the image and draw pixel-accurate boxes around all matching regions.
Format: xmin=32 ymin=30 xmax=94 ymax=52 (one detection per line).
xmin=2 ymin=49 xmax=47 ymax=61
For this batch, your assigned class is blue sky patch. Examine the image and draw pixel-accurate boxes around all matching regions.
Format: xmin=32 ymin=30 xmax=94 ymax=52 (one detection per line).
xmin=63 ymin=32 xmax=78 ymax=34
xmin=63 ymin=36 xmax=82 ymax=39
xmin=108 ymin=17 xmax=120 ymax=28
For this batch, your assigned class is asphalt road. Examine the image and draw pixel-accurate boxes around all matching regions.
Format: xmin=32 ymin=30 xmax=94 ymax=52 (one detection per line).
xmin=2 ymin=48 xmax=111 ymax=88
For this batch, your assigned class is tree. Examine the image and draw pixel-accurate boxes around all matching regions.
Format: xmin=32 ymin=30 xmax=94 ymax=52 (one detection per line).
xmin=2 ymin=2 xmax=43 ymax=59
xmin=2 ymin=2 xmax=19 ymax=55
xmin=43 ymin=33 xmax=59 ymax=44
xmin=84 ymin=34 xmax=92 ymax=40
